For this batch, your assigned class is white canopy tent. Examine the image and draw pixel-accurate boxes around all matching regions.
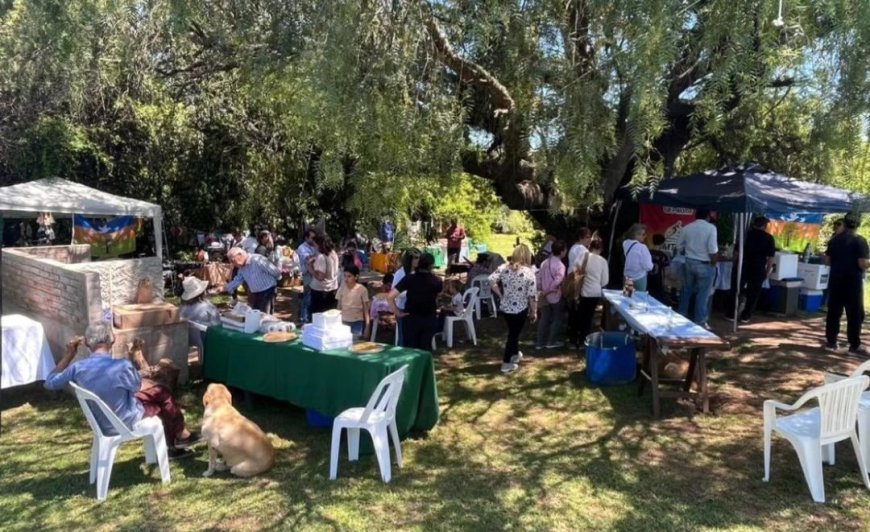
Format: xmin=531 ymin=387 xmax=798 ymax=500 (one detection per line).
xmin=0 ymin=177 xmax=163 ymax=260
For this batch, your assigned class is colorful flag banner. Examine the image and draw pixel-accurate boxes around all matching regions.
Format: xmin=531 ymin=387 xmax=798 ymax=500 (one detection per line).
xmin=766 ymin=212 xmax=822 ymax=252
xmin=73 ymin=214 xmax=138 ymax=258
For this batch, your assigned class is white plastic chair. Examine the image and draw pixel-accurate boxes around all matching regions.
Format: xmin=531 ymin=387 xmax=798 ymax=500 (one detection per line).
xmin=763 ymin=375 xmax=870 ymax=503
xmin=825 ymin=360 xmax=870 ymax=471
xmin=442 ymin=287 xmax=479 ymax=348
xmin=471 ymin=275 xmax=497 ymax=319
xmin=369 ymin=312 xmax=398 ymax=344
xmin=329 ymin=365 xmax=408 ymax=483
xmin=70 ymin=382 xmax=171 ymax=501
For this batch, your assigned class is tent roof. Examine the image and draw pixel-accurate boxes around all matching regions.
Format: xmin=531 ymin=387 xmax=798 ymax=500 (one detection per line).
xmin=622 ymin=164 xmax=868 ymax=214
xmin=0 ymin=177 xmax=161 ymax=218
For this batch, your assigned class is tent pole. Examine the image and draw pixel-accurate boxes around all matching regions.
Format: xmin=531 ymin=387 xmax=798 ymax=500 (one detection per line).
xmin=608 ymin=200 xmax=623 ymax=258
xmin=733 ymin=213 xmax=747 ymax=333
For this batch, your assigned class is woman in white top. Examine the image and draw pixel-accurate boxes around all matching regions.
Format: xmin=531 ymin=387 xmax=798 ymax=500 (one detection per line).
xmin=574 ymin=237 xmax=609 ymax=348
xmin=489 ymin=244 xmax=538 ymax=374
xmin=309 ymin=234 xmax=340 ymax=314
xmin=622 ymin=223 xmax=653 ymax=292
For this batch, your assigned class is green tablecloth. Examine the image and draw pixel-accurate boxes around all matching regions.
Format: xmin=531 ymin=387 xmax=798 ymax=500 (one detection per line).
xmin=203 ymin=327 xmax=440 ymax=438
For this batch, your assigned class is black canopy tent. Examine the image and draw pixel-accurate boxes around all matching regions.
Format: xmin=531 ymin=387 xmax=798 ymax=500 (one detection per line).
xmin=614 ymin=164 xmax=869 ymax=331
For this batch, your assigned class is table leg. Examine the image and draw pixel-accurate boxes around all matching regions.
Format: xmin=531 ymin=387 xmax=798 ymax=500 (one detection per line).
xmin=683 ymin=348 xmax=699 ymax=393
xmin=649 ymin=339 xmax=660 ymax=418
xmin=698 ymin=348 xmax=709 ymax=413
xmin=638 ymin=337 xmax=651 ymax=397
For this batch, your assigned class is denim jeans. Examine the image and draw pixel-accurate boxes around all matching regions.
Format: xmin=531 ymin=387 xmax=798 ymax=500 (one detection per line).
xmin=344 ymin=320 xmax=366 ymax=338
xmin=535 ymin=299 xmax=564 ymax=347
xmin=299 ymin=273 xmax=313 ymax=323
xmin=678 ymin=259 xmax=715 ymax=326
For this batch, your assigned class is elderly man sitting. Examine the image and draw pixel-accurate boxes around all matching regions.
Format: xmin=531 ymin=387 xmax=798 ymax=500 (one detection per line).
xmin=44 ymin=322 xmax=197 ymax=458
xmin=221 ymin=247 xmax=282 ymax=313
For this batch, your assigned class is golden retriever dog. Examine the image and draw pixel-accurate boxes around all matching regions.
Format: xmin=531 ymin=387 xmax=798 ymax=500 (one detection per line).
xmin=201 ymin=383 xmax=275 ymax=477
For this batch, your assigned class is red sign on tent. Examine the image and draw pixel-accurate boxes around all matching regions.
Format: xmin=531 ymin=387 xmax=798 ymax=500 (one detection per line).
xmin=638 ymin=204 xmax=697 ymax=255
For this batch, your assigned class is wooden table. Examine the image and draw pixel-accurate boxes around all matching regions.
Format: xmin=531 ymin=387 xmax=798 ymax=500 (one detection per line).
xmin=601 ymin=290 xmax=729 ymax=417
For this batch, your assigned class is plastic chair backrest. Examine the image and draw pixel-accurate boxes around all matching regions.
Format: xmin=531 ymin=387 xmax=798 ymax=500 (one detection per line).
xmin=459 ymin=287 xmax=479 ymax=318
xmin=359 ymin=365 xmax=408 ymax=425
xmin=814 ymin=376 xmax=870 ymax=440
xmin=848 ymin=360 xmax=870 ymax=379
xmin=471 ymin=275 xmax=491 ymax=298
xmin=69 ymin=382 xmax=135 ymax=438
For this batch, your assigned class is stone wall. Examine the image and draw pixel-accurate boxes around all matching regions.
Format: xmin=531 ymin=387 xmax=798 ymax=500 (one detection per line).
xmin=67 ymin=257 xmax=163 ymax=308
xmin=7 ymin=244 xmax=91 ymax=264
xmin=1 ymin=247 xmax=102 ymax=359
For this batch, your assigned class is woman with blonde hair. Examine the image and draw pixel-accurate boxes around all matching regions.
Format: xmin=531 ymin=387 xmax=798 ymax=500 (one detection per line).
xmin=489 ymin=244 xmax=538 ymax=374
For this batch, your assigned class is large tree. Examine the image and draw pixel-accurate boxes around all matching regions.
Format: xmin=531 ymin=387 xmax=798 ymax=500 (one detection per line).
xmin=1 ymin=1 xmax=867 ymax=238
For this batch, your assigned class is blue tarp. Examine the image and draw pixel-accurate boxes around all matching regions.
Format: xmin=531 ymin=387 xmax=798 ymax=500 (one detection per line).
xmin=622 ymin=163 xmax=868 ymax=214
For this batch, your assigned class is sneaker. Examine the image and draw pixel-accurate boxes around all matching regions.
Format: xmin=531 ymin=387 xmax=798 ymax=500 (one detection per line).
xmin=824 ymin=343 xmax=842 ymax=353
xmin=848 ymin=346 xmax=870 ymax=358
xmin=545 ymin=342 xmax=564 ymax=349
xmin=510 ymin=352 xmax=524 ymax=364
xmin=500 ymin=362 xmax=519 ymax=374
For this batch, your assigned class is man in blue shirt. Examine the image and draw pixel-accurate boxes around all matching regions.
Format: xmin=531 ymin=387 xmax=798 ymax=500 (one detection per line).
xmin=44 ymin=322 xmax=196 ymax=456
xmin=295 ymin=228 xmax=318 ymax=323
xmin=221 ymin=247 xmax=282 ymax=313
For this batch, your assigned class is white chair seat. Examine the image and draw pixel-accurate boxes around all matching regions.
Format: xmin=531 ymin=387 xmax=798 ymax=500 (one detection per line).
xmin=470 ymin=275 xmax=497 ymax=319
xmin=775 ymin=409 xmax=822 ymax=439
xmin=329 ymin=365 xmax=408 ymax=483
xmin=335 ymin=407 xmax=387 ymax=425
xmin=443 ymin=287 xmax=479 ymax=348
xmin=70 ymin=382 xmax=171 ymax=501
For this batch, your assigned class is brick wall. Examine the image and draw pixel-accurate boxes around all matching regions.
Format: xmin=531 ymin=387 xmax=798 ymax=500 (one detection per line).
xmin=2 ymin=247 xmax=102 ymax=359
xmin=67 ymin=257 xmax=163 ymax=308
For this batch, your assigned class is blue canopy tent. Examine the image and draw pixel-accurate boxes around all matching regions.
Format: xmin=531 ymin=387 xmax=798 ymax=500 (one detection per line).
xmin=615 ymin=163 xmax=869 ymax=330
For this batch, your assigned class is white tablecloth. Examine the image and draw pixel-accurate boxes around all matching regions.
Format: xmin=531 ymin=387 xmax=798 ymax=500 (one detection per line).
xmin=602 ymin=290 xmax=721 ymax=344
xmin=2 ymin=314 xmax=56 ymax=388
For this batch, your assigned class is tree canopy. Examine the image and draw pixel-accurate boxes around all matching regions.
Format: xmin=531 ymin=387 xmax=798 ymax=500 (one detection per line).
xmin=0 ymin=0 xmax=867 ymax=238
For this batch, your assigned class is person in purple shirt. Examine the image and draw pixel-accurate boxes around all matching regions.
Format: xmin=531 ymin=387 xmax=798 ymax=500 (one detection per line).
xmin=44 ymin=322 xmax=197 ymax=457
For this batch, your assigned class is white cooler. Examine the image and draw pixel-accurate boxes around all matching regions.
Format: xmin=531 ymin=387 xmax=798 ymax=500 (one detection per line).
xmin=770 ymin=252 xmax=799 ymax=281
xmin=796 ymin=263 xmax=830 ymax=290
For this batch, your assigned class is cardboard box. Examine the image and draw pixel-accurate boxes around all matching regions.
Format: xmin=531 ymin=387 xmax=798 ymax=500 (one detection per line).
xmin=113 ymin=303 xmax=180 ymax=329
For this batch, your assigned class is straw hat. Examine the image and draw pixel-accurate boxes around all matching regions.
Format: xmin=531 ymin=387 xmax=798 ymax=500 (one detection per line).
xmin=181 ymin=277 xmax=209 ymax=301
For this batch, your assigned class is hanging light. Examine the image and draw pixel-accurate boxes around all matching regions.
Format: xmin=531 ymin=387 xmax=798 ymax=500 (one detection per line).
xmin=773 ymin=0 xmax=784 ymax=26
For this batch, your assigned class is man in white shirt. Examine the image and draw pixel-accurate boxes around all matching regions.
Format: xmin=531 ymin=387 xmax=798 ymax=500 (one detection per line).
xmin=677 ymin=207 xmax=718 ymax=326
xmin=567 ymin=227 xmax=592 ymax=272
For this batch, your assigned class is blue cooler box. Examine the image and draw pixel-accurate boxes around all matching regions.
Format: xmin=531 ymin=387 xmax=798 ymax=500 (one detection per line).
xmin=799 ymin=289 xmax=823 ymax=312
xmin=585 ymin=332 xmax=637 ymax=385
xmin=306 ymin=408 xmax=334 ymax=428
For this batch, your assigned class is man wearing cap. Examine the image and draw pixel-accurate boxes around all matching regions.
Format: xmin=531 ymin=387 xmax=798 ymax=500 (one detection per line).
xmin=825 ymin=214 xmax=869 ymax=356
xmin=179 ymin=276 xmax=221 ymax=328
xmin=731 ymin=216 xmax=776 ymax=323
xmin=221 ymin=247 xmax=282 ymax=313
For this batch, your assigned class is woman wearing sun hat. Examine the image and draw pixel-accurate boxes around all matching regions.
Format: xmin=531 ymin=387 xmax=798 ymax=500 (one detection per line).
xmin=179 ymin=276 xmax=222 ymax=328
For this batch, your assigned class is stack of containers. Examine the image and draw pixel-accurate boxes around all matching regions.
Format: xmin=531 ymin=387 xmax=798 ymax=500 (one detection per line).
xmin=302 ymin=310 xmax=353 ymax=351
xmin=797 ymin=262 xmax=829 ymax=312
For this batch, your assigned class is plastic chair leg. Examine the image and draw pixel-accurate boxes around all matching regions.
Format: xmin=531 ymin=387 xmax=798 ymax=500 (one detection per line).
xmin=445 ymin=320 xmax=454 ymax=348
xmin=370 ymin=320 xmax=378 ymax=342
xmin=329 ymin=425 xmax=342 ymax=480
xmin=389 ymin=421 xmax=403 ymax=468
xmin=793 ymin=440 xmax=825 ymax=503
xmin=763 ymin=429 xmax=772 ymax=481
xmin=347 ymin=428 xmax=360 ymax=461
xmin=144 ymin=434 xmax=157 ymax=464
xmin=370 ymin=426 xmax=392 ymax=483
xmin=475 ymin=300 xmax=482 ymax=320
xmin=96 ymin=443 xmax=121 ymax=502
xmin=851 ymin=431 xmax=870 ymax=489
xmin=858 ymin=410 xmax=870 ymax=472
xmin=467 ymin=317 xmax=477 ymax=345
xmin=823 ymin=443 xmax=835 ymax=465
xmin=90 ymin=438 xmax=99 ymax=485
xmin=153 ymin=432 xmax=171 ymax=483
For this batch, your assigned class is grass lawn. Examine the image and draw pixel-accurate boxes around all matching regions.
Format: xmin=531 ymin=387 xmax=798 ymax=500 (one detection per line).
xmin=2 ymin=312 xmax=870 ymax=530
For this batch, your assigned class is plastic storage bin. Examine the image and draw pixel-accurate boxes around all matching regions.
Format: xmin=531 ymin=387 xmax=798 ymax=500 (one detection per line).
xmin=306 ymin=409 xmax=334 ymax=428
xmin=585 ymin=332 xmax=637 ymax=385
xmin=770 ymin=252 xmax=799 ymax=281
xmin=799 ymin=289 xmax=823 ymax=312
xmin=769 ymin=278 xmax=802 ymax=316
